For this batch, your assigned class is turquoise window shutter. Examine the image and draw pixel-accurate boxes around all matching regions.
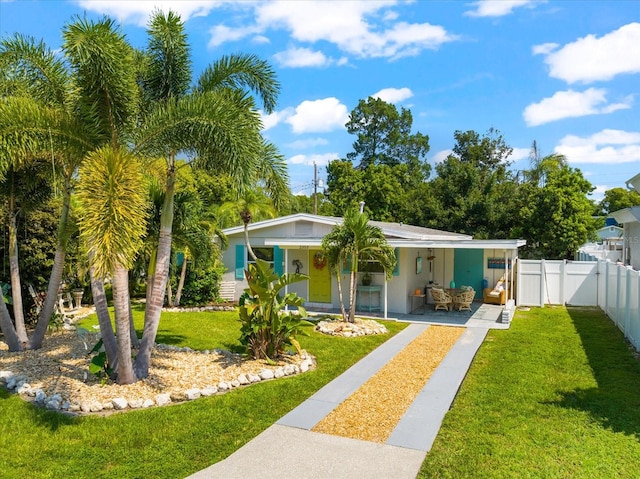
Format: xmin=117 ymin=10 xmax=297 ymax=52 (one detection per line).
xmin=393 ymin=248 xmax=400 ymax=276
xmin=235 ymin=244 xmax=245 ymax=279
xmin=274 ymin=246 xmax=283 ymax=275
xmin=342 ymin=254 xmax=351 ymax=274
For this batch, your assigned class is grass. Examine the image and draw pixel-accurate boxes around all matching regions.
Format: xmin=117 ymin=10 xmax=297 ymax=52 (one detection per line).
xmin=419 ymin=306 xmax=640 ymax=479
xmin=0 ymin=306 xmax=407 ymax=479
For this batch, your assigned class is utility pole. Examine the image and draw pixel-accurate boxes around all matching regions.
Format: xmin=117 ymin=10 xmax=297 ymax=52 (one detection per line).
xmin=313 ymin=162 xmax=318 ymax=215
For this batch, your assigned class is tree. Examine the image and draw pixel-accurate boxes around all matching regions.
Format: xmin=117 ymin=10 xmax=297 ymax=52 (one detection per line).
xmin=76 ymin=147 xmax=148 ymax=384
xmin=0 ymin=162 xmax=52 ymax=344
xmin=519 ymin=161 xmax=597 ymax=259
xmin=346 ymin=97 xmax=430 ymax=174
xmin=598 ymin=187 xmax=640 ymax=216
xmin=322 ymin=208 xmax=396 ymax=323
xmin=428 ymin=129 xmax=517 ymax=237
xmin=218 ymin=188 xmax=277 ymax=261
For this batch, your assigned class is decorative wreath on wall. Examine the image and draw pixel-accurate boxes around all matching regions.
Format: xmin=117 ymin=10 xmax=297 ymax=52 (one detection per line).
xmin=313 ymin=252 xmax=327 ymax=270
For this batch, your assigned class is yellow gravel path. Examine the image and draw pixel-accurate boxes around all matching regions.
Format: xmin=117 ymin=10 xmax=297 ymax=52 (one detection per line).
xmin=312 ymin=325 xmax=464 ymax=443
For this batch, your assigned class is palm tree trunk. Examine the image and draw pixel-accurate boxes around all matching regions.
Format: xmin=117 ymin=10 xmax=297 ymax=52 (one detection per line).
xmin=89 ymin=261 xmax=118 ymax=368
xmin=8 ymin=210 xmax=28 ymax=343
xmin=348 ymin=258 xmax=357 ymax=323
xmin=145 ymin=247 xmax=157 ymax=305
xmin=129 ymin=307 xmax=139 ymax=348
xmin=335 ymin=268 xmax=347 ymax=322
xmin=0 ymin=297 xmax=22 ymax=351
xmin=244 ymin=223 xmax=257 ymax=261
xmin=29 ymin=247 xmax=65 ymax=349
xmin=134 ymin=165 xmax=175 ymax=378
xmin=29 ymin=188 xmax=71 ymax=349
xmin=174 ymin=258 xmax=187 ymax=306
xmin=113 ymin=265 xmax=136 ymax=384
xmin=166 ymin=280 xmax=173 ymax=307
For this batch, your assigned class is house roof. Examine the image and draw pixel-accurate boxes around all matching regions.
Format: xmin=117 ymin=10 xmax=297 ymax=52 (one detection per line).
xmin=223 ymin=213 xmax=526 ymax=250
xmin=610 ymin=206 xmax=640 ymax=224
xmin=222 ymin=213 xmax=472 ymax=241
xmin=626 ymin=172 xmax=640 ymax=193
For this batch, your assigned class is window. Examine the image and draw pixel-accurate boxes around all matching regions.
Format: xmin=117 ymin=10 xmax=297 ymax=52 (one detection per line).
xmin=248 ymin=247 xmax=274 ymax=265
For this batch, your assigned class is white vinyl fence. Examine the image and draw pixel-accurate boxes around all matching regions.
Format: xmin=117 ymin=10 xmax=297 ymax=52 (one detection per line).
xmin=517 ymin=259 xmax=640 ymax=351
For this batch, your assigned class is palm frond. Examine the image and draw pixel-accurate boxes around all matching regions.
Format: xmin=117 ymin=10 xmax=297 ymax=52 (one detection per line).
xmin=143 ymin=9 xmax=192 ymax=102
xmin=196 ymin=53 xmax=280 ymax=113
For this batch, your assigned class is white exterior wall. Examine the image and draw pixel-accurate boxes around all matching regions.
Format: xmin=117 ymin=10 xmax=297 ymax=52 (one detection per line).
xmin=624 ymin=222 xmax=640 ymax=270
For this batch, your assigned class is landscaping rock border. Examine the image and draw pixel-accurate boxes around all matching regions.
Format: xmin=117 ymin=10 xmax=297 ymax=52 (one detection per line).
xmin=315 ymin=318 xmax=388 ymax=337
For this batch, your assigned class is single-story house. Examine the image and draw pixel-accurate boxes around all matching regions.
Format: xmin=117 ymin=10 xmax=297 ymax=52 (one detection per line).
xmin=220 ymin=213 xmax=526 ymax=317
xmin=610 ymin=172 xmax=640 ymax=270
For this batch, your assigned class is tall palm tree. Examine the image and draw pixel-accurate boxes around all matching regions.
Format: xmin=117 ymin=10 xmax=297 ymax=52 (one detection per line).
xmin=321 ymin=225 xmax=350 ymax=321
xmin=132 ymin=11 xmax=279 ymax=378
xmin=0 ymin=36 xmax=96 ymax=350
xmin=323 ymin=209 xmax=396 ymax=322
xmin=0 ymin=162 xmax=52 ymax=344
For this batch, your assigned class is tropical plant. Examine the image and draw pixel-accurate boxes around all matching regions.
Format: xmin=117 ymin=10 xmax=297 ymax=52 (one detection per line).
xmin=322 ymin=208 xmax=396 ymax=322
xmin=238 ymin=259 xmax=311 ymax=362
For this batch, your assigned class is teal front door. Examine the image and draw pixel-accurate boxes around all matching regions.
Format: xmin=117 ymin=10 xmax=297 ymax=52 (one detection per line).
xmin=454 ymin=249 xmax=484 ymax=299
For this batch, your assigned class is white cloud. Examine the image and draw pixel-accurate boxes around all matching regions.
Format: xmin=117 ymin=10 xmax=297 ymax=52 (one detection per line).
xmin=508 ymin=147 xmax=531 ymax=162
xmin=260 ymin=107 xmax=294 ymax=131
xmin=432 ymin=150 xmax=452 ymax=163
xmin=286 ymin=98 xmax=349 ymax=134
xmin=209 ymin=1 xmax=457 ymax=59
xmin=75 ymin=0 xmax=220 ymax=26
xmin=372 ymin=87 xmax=413 ymax=103
xmin=289 ymin=152 xmax=340 ymax=166
xmin=273 ymin=47 xmax=330 ymax=68
xmin=555 ymin=129 xmax=640 ymax=164
xmin=538 ymin=22 xmax=640 ymax=84
xmin=209 ymin=24 xmax=260 ymax=47
xmin=285 ymin=138 xmax=329 ymax=149
xmin=465 ymin=0 xmax=536 ymax=18
xmin=523 ymin=88 xmax=632 ymax=126
xmin=532 ymin=42 xmax=558 ymax=55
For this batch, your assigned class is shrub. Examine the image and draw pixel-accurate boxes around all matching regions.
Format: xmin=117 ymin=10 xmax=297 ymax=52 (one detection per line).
xmin=179 ymin=264 xmax=225 ymax=306
xmin=239 ymin=259 xmax=311 ymax=362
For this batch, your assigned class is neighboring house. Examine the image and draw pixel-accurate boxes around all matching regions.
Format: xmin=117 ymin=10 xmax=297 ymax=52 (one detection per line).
xmin=610 ymin=173 xmax=640 ymax=270
xmin=577 ymin=225 xmax=624 ymax=262
xmin=220 ymin=213 xmax=525 ymax=317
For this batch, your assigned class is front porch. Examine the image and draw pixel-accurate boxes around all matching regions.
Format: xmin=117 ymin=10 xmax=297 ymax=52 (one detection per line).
xmin=307 ymin=300 xmax=509 ymax=330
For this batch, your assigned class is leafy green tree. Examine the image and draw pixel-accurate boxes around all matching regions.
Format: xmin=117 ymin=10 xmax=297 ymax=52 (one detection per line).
xmin=598 ymin=187 xmax=640 ymax=215
xmin=346 ymin=96 xmax=429 ymax=173
xmin=322 ymin=208 xmax=396 ymax=322
xmin=429 ymin=129 xmax=516 ymax=237
xmin=519 ymin=161 xmax=597 ymax=259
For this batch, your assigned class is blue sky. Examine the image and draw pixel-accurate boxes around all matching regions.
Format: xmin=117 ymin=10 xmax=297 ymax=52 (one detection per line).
xmin=1 ymin=0 xmax=639 ymax=201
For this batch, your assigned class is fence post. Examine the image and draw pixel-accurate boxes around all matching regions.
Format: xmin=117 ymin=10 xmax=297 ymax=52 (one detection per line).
xmin=560 ymin=260 xmax=566 ymax=305
xmin=616 ymin=264 xmax=622 ymax=330
xmin=626 ymin=266 xmax=632 ymax=335
xmin=540 ymin=259 xmax=546 ymax=307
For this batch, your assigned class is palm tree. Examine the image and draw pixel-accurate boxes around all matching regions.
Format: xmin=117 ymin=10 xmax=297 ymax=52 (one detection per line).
xmin=132 ymin=11 xmax=279 ymax=378
xmin=76 ymin=146 xmax=148 ymax=384
xmin=322 ymin=208 xmax=396 ymax=322
xmin=218 ymin=188 xmax=278 ymax=261
xmin=321 ymin=225 xmax=350 ymax=321
xmin=0 ymin=162 xmax=52 ymax=345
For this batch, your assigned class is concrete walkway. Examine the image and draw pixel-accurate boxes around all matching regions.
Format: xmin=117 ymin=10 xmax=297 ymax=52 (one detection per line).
xmin=188 ymin=313 xmax=501 ymax=479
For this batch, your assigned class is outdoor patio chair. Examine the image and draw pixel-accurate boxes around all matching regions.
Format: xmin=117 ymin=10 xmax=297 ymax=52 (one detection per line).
xmin=453 ymin=289 xmax=475 ymax=311
xmin=431 ymin=288 xmax=452 ymax=311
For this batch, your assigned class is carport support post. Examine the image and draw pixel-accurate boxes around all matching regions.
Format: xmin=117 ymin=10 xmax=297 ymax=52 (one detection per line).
xmin=383 ymin=280 xmax=388 ymax=319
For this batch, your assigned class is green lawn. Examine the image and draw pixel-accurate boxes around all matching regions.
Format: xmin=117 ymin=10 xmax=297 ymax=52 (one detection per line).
xmin=419 ymin=306 xmax=640 ymax=478
xmin=0 ymin=307 xmax=407 ymax=479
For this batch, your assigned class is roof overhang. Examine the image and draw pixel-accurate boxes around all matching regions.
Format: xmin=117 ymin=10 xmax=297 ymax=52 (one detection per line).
xmin=266 ymin=238 xmax=526 ymax=250
xmin=626 ymin=173 xmax=640 ymax=193
xmin=610 ymin=206 xmax=640 ymax=224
